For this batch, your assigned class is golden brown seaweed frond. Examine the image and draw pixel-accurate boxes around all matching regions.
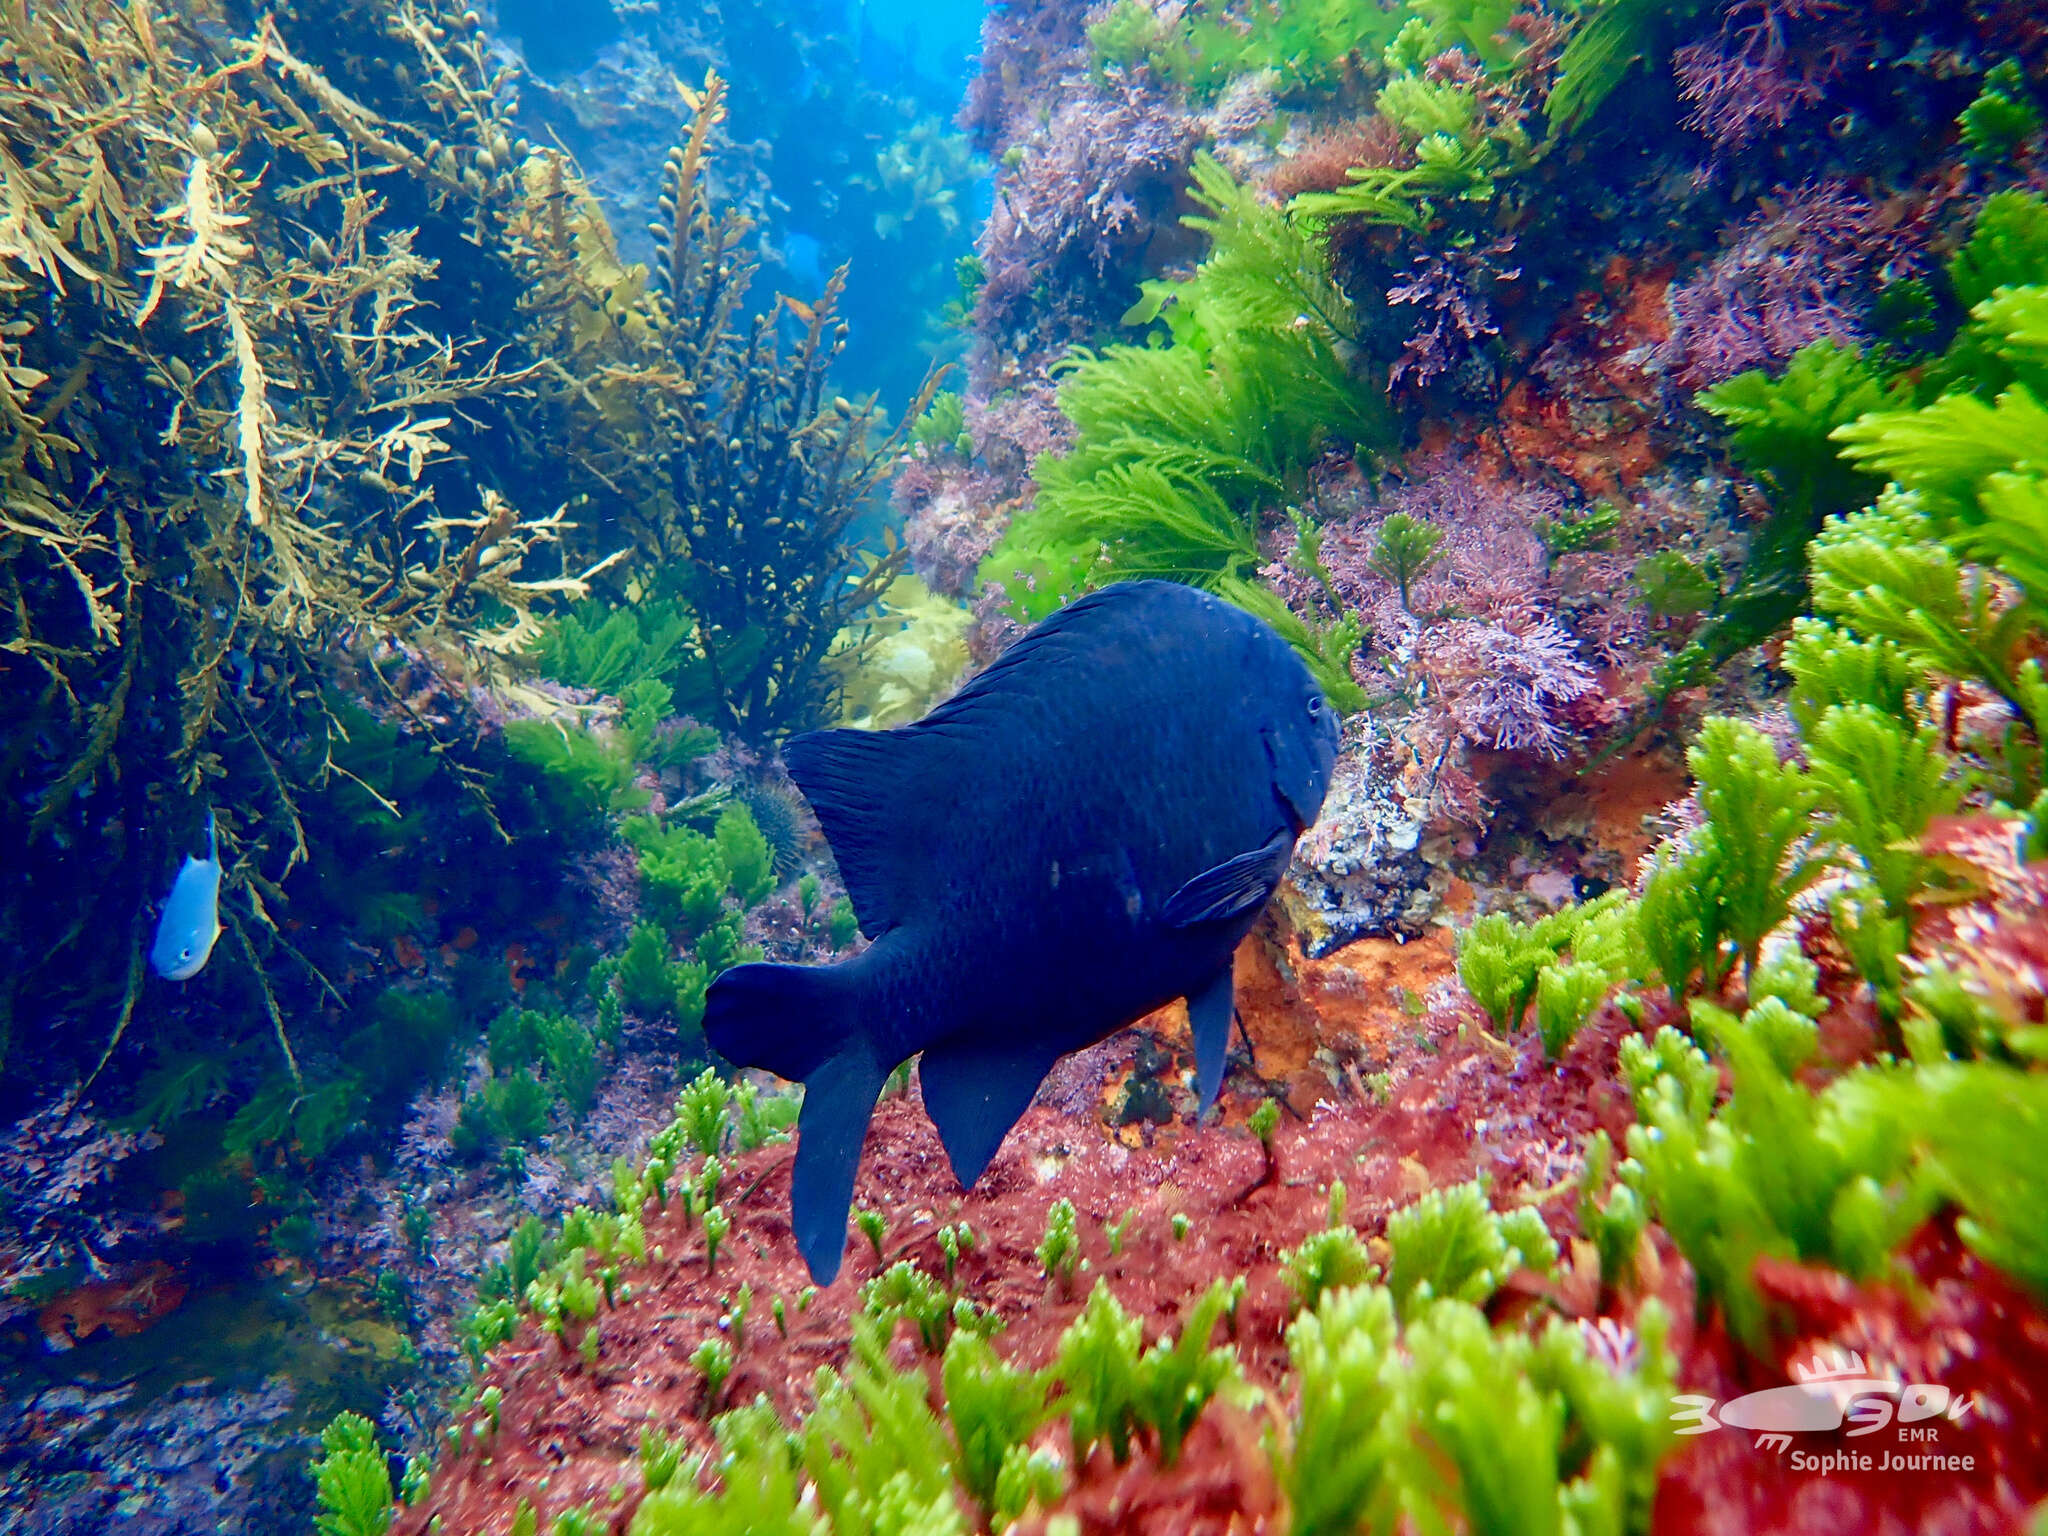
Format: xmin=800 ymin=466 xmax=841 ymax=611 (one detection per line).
xmin=0 ymin=0 xmax=570 ymax=1044
xmin=0 ymin=0 xmax=927 ymax=1075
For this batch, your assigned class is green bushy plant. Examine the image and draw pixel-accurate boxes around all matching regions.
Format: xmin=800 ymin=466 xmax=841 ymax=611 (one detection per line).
xmin=942 ymin=1329 xmax=1050 ymax=1518
xmin=861 ymin=1261 xmax=955 ymax=1354
xmin=910 ymin=389 xmax=971 ymax=456
xmin=1367 ymin=513 xmax=1445 ymax=612
xmin=1547 ymin=0 xmax=1710 ymax=134
xmin=984 ymin=154 xmax=1386 ymax=709
xmin=610 ymin=921 xmax=712 ymax=1030
xmin=715 ymin=803 xmax=777 ymax=908
xmin=1052 ymin=1278 xmax=1245 ymax=1468
xmin=1037 ymin=1197 xmax=1080 ymax=1297
xmin=1385 ymin=1178 xmax=1555 ymax=1319
xmin=504 ymin=718 xmax=648 ymax=826
xmin=1656 ymin=341 xmax=1908 ymax=696
xmin=312 ymin=1412 xmax=394 ymax=1536
xmin=624 ymin=817 xmax=731 ymax=941
xmin=1284 ymin=1282 xmax=1677 ymax=1536
xmin=1282 ymin=1224 xmax=1379 ymax=1314
xmin=1092 ymin=0 xmax=1407 ymax=102
xmin=1959 ymin=61 xmax=2042 ymax=163
xmin=1456 ymin=891 xmax=1640 ymax=1053
xmin=528 ymin=597 xmax=700 ymax=697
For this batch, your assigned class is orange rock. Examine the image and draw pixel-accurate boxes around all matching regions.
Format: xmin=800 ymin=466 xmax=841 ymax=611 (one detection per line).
xmin=451 ymin=926 xmax=480 ymax=951
xmin=505 ymin=941 xmax=530 ymax=994
xmin=38 ymin=1262 xmax=187 ymax=1348
xmin=1134 ymin=926 xmax=1463 ymax=1110
xmin=392 ymin=933 xmax=425 ymax=970
xmin=1581 ymin=743 xmax=1689 ymax=881
xmin=1484 ymin=258 xmax=1675 ymax=498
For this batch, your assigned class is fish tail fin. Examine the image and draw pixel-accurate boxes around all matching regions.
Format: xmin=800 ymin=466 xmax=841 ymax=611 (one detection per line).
xmin=704 ymin=960 xmax=886 ymax=1283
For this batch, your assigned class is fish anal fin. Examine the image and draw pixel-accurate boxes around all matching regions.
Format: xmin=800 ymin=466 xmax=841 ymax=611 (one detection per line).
xmin=918 ymin=1034 xmax=1058 ymax=1191
xmin=785 ymin=729 xmax=948 ymax=938
xmin=1186 ymin=960 xmax=1235 ymax=1113
xmin=790 ymin=1045 xmax=891 ymax=1285
xmin=1161 ymin=830 xmax=1292 ymax=927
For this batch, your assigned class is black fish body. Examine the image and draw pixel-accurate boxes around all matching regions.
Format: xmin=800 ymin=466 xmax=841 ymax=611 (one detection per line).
xmin=706 ymin=579 xmax=1340 ymax=1281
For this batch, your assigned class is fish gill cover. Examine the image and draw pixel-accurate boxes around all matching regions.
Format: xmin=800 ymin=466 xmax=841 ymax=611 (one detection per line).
xmin=2 ymin=1 xmax=2048 ymax=1534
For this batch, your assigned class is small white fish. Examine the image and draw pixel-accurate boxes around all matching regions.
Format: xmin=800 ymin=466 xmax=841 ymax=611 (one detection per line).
xmin=151 ymin=811 xmax=222 ymax=981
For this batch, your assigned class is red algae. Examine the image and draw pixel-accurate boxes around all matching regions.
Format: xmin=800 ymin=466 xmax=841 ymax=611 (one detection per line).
xmin=1658 ymin=1231 xmax=2048 ymax=1536
xmin=397 ymin=903 xmax=2048 ymax=1536
xmin=395 ymin=980 xmax=1650 ymax=1536
xmin=1490 ymin=259 xmax=1676 ymax=497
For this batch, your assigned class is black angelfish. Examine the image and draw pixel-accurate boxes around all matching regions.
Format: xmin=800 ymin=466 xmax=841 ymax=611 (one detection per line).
xmin=705 ymin=579 xmax=1340 ymax=1282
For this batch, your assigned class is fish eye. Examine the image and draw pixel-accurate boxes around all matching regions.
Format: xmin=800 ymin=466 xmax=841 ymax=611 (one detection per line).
xmin=1306 ymin=695 xmax=1322 ymax=718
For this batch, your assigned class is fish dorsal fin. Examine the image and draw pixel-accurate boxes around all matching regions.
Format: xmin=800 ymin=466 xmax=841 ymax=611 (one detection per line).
xmin=784 ymin=728 xmax=945 ymax=939
xmin=784 ymin=588 xmax=1150 ymax=937
xmin=913 ymin=583 xmax=1139 ymax=727
xmin=1160 ymin=829 xmax=1292 ymax=927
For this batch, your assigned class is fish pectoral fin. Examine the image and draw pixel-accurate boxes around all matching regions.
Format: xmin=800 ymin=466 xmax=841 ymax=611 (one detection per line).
xmin=790 ymin=1045 xmax=891 ymax=1286
xmin=1186 ymin=960 xmax=1236 ymax=1113
xmin=1160 ymin=830 xmax=1292 ymax=927
xmin=918 ymin=1033 xmax=1059 ymax=1191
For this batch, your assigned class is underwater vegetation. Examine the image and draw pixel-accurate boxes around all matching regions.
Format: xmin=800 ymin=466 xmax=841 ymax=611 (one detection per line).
xmin=983 ymin=153 xmax=1391 ymax=706
xmin=1 ymin=1 xmax=931 ymax=1525
xmin=358 ymin=0 xmax=2048 ymax=1530
xmin=8 ymin=0 xmax=2048 ymax=1530
xmin=0 ymin=0 xmax=930 ymax=1174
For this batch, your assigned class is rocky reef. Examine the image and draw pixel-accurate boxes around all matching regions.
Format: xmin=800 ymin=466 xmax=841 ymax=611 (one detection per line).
xmin=7 ymin=0 xmax=2048 ymax=1533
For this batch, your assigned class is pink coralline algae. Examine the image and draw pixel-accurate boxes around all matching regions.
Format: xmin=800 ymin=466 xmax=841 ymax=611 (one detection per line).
xmin=974 ymin=84 xmax=1200 ymax=351
xmin=0 ymin=1096 xmax=164 ymax=1317
xmin=1664 ymin=181 xmax=1888 ymax=389
xmin=1424 ymin=617 xmax=1598 ymax=759
xmin=1386 ymin=240 xmax=1521 ymax=392
xmin=895 ymin=383 xmax=1067 ymax=601
xmin=965 ymin=382 xmax=1071 ymax=482
xmin=896 ymin=456 xmax=1014 ymax=598
xmin=1282 ymin=456 xmax=1558 ymax=634
xmin=1675 ymin=0 xmax=1860 ymax=151
xmin=958 ymin=0 xmax=1088 ymax=155
xmin=1266 ymin=457 xmax=1603 ymax=767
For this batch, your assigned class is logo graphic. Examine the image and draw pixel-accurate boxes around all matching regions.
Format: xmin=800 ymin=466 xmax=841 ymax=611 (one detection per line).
xmin=1670 ymin=1348 xmax=1975 ymax=1455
